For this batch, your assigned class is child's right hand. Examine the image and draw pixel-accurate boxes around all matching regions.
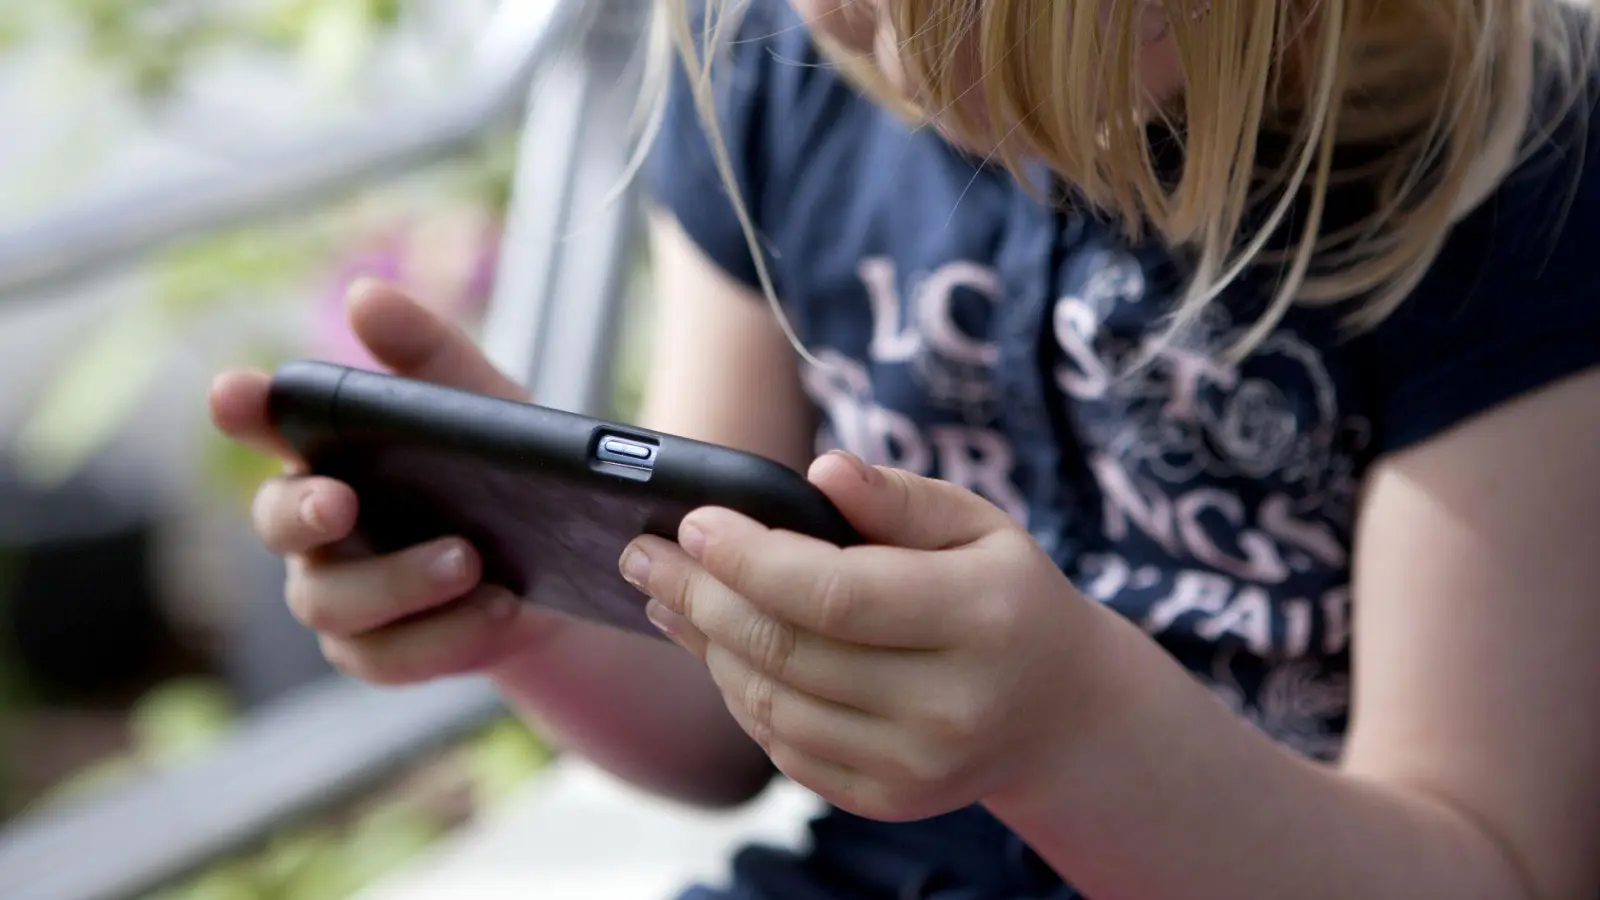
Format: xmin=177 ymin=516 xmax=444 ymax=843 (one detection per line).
xmin=210 ymin=280 xmax=560 ymax=685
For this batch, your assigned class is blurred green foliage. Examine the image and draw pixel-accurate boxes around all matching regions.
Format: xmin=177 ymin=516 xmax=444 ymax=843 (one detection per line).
xmin=0 ymin=0 xmax=404 ymax=97
xmin=11 ymin=222 xmax=337 ymax=489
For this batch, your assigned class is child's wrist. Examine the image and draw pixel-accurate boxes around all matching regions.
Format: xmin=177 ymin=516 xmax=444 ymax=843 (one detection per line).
xmin=983 ymin=607 xmax=1169 ymax=822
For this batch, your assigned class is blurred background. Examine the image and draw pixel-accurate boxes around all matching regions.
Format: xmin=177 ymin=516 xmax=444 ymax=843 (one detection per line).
xmin=0 ymin=2 xmax=782 ymax=898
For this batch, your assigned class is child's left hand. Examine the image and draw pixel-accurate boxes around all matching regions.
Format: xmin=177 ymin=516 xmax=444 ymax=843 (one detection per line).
xmin=619 ymin=450 xmax=1118 ymax=822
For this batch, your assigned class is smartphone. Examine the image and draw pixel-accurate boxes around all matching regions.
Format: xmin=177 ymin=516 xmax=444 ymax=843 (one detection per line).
xmin=266 ymin=360 xmax=861 ymax=640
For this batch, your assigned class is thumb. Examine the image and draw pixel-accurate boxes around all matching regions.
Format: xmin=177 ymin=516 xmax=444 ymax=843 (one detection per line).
xmin=346 ymin=279 xmax=526 ymax=401
xmin=808 ymin=450 xmax=1016 ymax=550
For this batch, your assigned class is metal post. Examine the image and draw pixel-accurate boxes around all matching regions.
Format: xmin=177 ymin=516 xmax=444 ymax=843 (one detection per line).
xmin=479 ymin=0 xmax=652 ymax=416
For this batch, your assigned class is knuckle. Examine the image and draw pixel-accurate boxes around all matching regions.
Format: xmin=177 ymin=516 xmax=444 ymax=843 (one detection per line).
xmin=387 ymin=553 xmax=440 ymax=606
xmin=742 ymin=613 xmax=797 ymax=678
xmin=922 ymin=688 xmax=992 ymax=744
xmin=811 ymin=565 xmax=857 ymax=636
xmin=257 ymin=477 xmax=332 ymax=554
xmin=284 ymin=574 xmax=332 ymax=632
xmin=389 ymin=617 xmax=490 ymax=684
xmin=320 ymin=634 xmax=432 ymax=688
xmin=318 ymin=636 xmax=371 ymax=682
xmin=965 ymin=587 xmax=1022 ymax=648
xmin=709 ymin=538 xmax=752 ymax=593
xmin=989 ymin=527 xmax=1041 ymax=570
xmin=740 ymin=672 xmax=778 ymax=745
xmin=450 ymin=638 xmax=502 ymax=675
xmin=765 ymin=740 xmax=810 ymax=786
xmin=444 ymin=606 xmax=508 ymax=672
xmin=703 ymin=646 xmax=743 ymax=705
xmin=853 ymin=782 xmax=914 ymax=824
xmin=251 ymin=480 xmax=294 ymax=551
xmin=661 ymin=560 xmax=699 ymax=619
xmin=846 ymin=769 xmax=948 ymax=824
xmin=361 ymin=665 xmax=415 ymax=688
xmin=418 ymin=646 xmax=476 ymax=682
xmin=898 ymin=742 xmax=963 ymax=788
xmin=882 ymin=467 xmax=919 ymax=516
xmin=359 ymin=649 xmax=426 ymax=687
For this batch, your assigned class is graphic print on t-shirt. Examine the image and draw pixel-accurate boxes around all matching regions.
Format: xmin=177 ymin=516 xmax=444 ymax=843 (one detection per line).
xmin=801 ymin=234 xmax=1369 ymax=759
xmin=1050 ymin=241 xmax=1370 ymax=758
xmin=802 ymin=255 xmax=1031 ymax=525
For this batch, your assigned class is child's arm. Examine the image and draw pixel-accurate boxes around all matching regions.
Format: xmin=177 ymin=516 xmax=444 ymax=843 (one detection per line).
xmin=983 ymin=367 xmax=1600 ymax=900
xmin=481 ymin=211 xmax=816 ymax=806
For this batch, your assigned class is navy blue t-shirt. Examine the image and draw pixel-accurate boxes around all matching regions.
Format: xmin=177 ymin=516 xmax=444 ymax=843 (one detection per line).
xmin=646 ymin=2 xmax=1600 ymax=897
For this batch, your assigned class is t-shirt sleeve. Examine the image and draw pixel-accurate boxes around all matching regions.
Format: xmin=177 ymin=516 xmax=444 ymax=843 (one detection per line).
xmin=1369 ymin=95 xmax=1600 ymax=453
xmin=642 ymin=1 xmax=776 ymax=290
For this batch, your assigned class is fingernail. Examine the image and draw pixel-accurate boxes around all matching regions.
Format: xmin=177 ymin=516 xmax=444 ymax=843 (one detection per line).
xmin=678 ymin=522 xmax=707 ymax=558
xmin=346 ymin=276 xmax=383 ymax=302
xmin=300 ymin=494 xmax=325 ymax=531
xmin=485 ymin=591 xmax=519 ymax=622
xmin=827 ymin=450 xmax=877 ymax=484
xmin=620 ymin=546 xmax=651 ymax=591
xmin=645 ymin=599 xmax=686 ymax=640
xmin=430 ymin=545 xmax=467 ymax=585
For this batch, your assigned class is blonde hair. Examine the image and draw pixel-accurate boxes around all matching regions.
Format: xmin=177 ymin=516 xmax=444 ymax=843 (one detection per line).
xmin=653 ymin=0 xmax=1598 ymax=362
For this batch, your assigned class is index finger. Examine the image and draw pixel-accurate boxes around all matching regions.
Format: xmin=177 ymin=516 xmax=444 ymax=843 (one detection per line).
xmin=209 ymin=368 xmax=301 ymax=465
xmin=682 ymin=508 xmax=976 ymax=649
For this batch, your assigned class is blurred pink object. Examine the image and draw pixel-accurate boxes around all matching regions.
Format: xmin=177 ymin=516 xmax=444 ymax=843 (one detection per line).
xmin=314 ymin=210 xmax=502 ymax=371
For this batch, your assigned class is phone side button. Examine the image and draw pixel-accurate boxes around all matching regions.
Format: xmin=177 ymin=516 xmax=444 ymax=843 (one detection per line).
xmin=601 ymin=438 xmax=652 ymax=461
xmin=595 ymin=435 xmax=658 ymax=471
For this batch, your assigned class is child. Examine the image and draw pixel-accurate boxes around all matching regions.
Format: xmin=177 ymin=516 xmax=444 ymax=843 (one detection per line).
xmin=212 ymin=0 xmax=1600 ymax=896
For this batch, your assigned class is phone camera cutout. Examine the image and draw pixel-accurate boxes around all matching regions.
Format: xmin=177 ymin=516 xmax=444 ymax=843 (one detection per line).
xmin=593 ymin=432 xmax=658 ymax=481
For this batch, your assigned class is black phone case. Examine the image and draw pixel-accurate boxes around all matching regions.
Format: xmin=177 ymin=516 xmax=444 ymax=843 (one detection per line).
xmin=267 ymin=360 xmax=860 ymax=640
